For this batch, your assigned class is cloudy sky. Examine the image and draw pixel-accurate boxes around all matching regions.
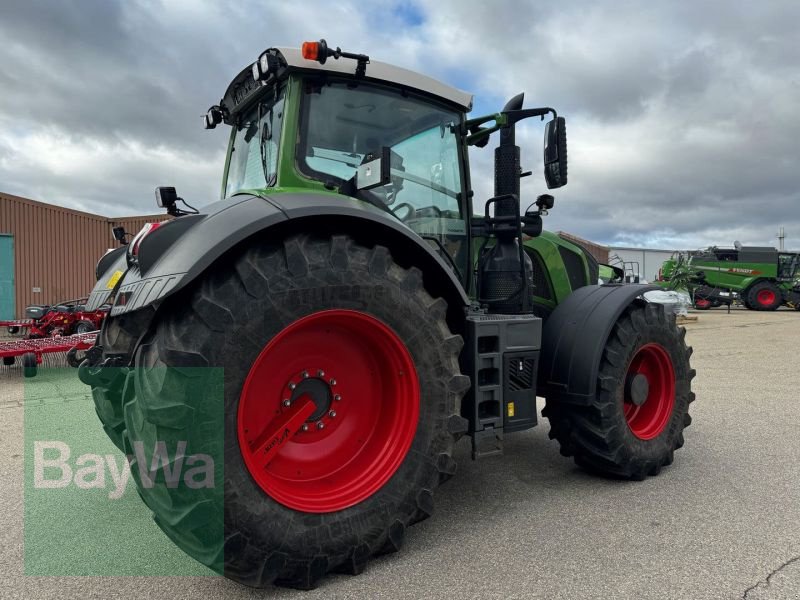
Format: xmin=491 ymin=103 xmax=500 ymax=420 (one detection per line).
xmin=1 ymin=0 xmax=798 ymax=249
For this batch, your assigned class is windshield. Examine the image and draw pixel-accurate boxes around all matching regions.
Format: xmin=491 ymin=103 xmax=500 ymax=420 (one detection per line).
xmin=224 ymin=89 xmax=284 ymax=198
xmin=298 ymin=80 xmax=468 ymax=280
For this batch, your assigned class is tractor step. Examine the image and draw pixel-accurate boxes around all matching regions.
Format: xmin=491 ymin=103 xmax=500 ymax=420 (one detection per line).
xmin=462 ymin=312 xmax=541 ymax=460
xmin=472 ymin=426 xmax=503 ymax=459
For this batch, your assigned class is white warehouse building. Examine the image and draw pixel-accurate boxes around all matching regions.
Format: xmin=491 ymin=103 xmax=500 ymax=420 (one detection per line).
xmin=608 ymin=246 xmax=678 ymax=283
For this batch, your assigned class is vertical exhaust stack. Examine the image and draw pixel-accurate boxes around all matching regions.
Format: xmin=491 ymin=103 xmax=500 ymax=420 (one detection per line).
xmin=478 ymin=93 xmax=534 ymax=315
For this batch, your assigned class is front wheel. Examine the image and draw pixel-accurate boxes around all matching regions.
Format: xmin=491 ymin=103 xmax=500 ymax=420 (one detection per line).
xmin=747 ymin=281 xmax=782 ymax=311
xmin=543 ymin=302 xmax=695 ymax=479
xmin=122 ymin=234 xmax=468 ymax=588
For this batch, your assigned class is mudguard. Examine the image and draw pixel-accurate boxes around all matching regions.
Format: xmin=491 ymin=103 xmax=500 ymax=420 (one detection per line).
xmin=85 ymin=246 xmax=128 ymax=311
xmin=89 ymin=192 xmax=470 ymax=316
xmin=537 ymin=283 xmax=657 ymax=405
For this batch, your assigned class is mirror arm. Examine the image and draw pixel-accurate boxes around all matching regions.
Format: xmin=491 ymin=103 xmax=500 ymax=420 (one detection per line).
xmin=503 ymin=107 xmax=557 ymax=126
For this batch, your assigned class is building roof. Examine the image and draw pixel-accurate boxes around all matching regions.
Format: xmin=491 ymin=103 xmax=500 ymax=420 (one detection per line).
xmin=0 ymin=191 xmax=163 ymax=222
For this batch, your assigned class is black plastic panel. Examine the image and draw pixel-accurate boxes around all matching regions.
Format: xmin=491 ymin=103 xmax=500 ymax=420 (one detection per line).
xmin=559 ymin=245 xmax=587 ymax=291
xmin=538 ymin=284 xmax=656 ymax=405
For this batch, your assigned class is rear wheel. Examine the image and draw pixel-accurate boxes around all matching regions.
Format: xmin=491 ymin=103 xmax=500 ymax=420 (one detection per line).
xmin=747 ymin=281 xmax=782 ymax=311
xmin=85 ymin=311 xmax=153 ymax=451
xmin=73 ymin=319 xmax=96 ymax=334
xmin=22 ymin=352 xmax=37 ymax=378
xmin=543 ymin=302 xmax=695 ymax=479
xmin=122 ymin=234 xmax=468 ymax=588
xmin=7 ymin=326 xmax=19 ymax=335
xmin=694 ymin=297 xmax=712 ymax=310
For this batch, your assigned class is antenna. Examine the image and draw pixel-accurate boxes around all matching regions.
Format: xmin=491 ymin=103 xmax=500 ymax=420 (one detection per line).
xmin=778 ymin=226 xmax=785 ymax=251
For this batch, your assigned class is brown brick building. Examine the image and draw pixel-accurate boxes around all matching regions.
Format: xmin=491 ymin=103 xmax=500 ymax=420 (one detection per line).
xmin=0 ymin=192 xmax=165 ymax=319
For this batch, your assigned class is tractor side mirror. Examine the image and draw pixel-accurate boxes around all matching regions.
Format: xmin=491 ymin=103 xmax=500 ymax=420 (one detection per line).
xmin=356 ymin=147 xmax=393 ymax=191
xmin=544 ymin=116 xmax=568 ymax=189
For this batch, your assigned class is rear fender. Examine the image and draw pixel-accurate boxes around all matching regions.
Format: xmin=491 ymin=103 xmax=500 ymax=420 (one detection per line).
xmin=100 ymin=192 xmax=470 ymax=320
xmin=538 ymin=283 xmax=657 ymax=405
xmin=85 ymin=246 xmax=128 ymax=311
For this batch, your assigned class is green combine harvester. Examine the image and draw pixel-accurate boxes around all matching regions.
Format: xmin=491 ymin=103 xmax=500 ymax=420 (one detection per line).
xmin=658 ymin=244 xmax=800 ymax=310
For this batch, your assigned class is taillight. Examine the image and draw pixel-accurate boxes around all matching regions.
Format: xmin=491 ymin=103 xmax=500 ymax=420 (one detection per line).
xmin=129 ymin=222 xmax=162 ymax=257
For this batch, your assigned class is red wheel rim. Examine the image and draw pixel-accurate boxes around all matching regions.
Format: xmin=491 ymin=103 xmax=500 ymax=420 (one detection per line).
xmin=756 ymin=289 xmax=776 ymax=306
xmin=695 ymin=298 xmax=711 ymax=308
xmin=237 ymin=310 xmax=419 ymax=513
xmin=623 ymin=343 xmax=675 ymax=440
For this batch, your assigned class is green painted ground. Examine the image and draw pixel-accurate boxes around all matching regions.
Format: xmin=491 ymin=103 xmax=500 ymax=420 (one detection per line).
xmin=23 ymin=368 xmax=218 ymax=577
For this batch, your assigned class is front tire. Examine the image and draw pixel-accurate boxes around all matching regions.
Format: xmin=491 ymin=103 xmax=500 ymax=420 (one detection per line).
xmin=122 ymin=234 xmax=468 ymax=588
xmin=747 ymin=281 xmax=782 ymax=311
xmin=543 ymin=302 xmax=695 ymax=479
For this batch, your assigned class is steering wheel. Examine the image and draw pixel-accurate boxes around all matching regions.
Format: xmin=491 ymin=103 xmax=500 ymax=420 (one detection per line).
xmin=391 ymin=203 xmax=416 ymax=221
xmin=391 ymin=203 xmax=443 ymax=222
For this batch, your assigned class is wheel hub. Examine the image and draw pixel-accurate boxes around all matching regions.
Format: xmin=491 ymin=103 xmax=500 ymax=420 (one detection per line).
xmin=284 ymin=369 xmax=340 ymax=428
xmin=623 ymin=343 xmax=676 ymax=440
xmin=625 ymin=372 xmax=650 ymax=407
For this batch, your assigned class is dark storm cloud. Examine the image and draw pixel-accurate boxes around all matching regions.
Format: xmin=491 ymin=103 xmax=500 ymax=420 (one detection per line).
xmin=0 ymin=0 xmax=798 ymax=250
xmin=420 ymin=0 xmax=800 ymax=248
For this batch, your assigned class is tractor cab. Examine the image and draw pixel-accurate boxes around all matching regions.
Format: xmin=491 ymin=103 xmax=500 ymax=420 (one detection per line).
xmin=210 ymin=44 xmax=475 ymax=282
xmin=206 ymin=41 xmax=567 ymax=296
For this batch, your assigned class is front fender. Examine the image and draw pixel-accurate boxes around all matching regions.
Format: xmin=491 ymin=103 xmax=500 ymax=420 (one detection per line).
xmin=105 ymin=192 xmax=470 ymax=316
xmin=538 ymin=283 xmax=657 ymax=405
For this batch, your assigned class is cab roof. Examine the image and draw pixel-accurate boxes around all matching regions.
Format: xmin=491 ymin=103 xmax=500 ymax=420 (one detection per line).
xmin=219 ymin=46 xmax=473 ymax=120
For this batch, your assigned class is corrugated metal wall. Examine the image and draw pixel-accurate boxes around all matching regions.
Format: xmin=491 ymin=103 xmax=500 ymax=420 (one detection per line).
xmin=557 ymin=231 xmax=610 ymax=264
xmin=0 ymin=192 xmax=166 ymax=316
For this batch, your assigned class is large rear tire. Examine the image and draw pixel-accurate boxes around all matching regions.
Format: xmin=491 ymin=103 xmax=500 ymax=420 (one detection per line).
xmin=747 ymin=281 xmax=782 ymax=311
xmin=87 ymin=311 xmax=152 ymax=451
xmin=122 ymin=234 xmax=468 ymax=588
xmin=543 ymin=302 xmax=695 ymax=479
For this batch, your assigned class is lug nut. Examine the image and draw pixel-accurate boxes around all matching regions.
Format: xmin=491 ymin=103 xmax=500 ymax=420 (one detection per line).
xmin=302 ymin=370 xmax=309 ymax=379
xmin=334 ymin=394 xmax=341 ymax=402
xmin=301 ymin=424 xmax=309 ymax=432
xmin=316 ymin=421 xmax=325 ymax=430
xmin=328 ymin=410 xmax=336 ymax=418
xmin=317 ymin=369 xmax=325 ymax=377
xmin=329 ymin=378 xmax=337 ymax=386
xmin=282 ymin=399 xmax=291 ymax=407
xmin=288 ymin=382 xmax=296 ymax=390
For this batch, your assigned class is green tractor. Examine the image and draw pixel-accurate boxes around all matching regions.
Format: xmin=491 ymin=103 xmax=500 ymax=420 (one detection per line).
xmin=79 ymin=40 xmax=695 ymax=589
xmin=660 ymin=244 xmax=800 ymax=310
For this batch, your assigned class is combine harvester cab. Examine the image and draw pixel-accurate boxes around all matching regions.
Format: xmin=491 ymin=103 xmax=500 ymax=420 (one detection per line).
xmin=78 ymin=40 xmax=696 ymax=589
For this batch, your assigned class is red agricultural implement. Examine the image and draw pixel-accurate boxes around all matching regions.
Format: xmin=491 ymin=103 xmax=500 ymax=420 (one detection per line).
xmin=1 ymin=319 xmax=33 ymax=335
xmin=0 ymin=331 xmax=98 ymax=377
xmin=1 ymin=297 xmax=108 ymax=338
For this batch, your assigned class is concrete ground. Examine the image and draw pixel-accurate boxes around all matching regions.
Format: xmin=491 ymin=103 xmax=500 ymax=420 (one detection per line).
xmin=1 ymin=308 xmax=799 ymax=599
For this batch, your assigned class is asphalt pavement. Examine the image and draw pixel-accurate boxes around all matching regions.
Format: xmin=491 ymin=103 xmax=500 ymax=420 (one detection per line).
xmin=1 ymin=308 xmax=799 ymax=599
